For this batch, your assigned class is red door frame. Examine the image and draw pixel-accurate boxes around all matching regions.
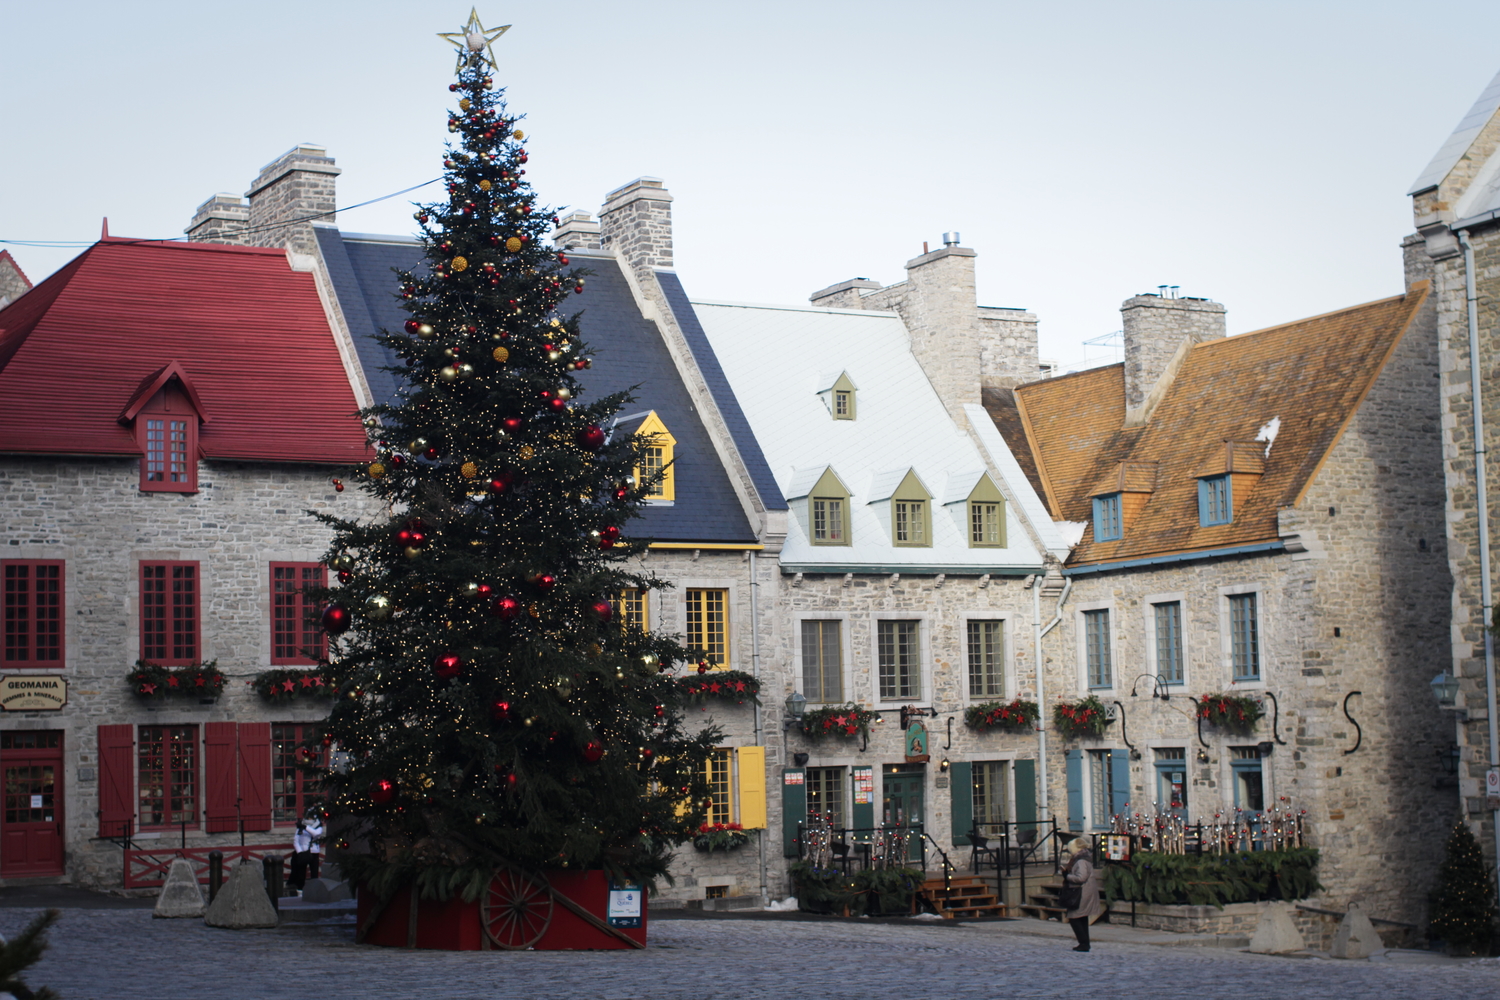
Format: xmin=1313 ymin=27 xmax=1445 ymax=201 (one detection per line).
xmin=1 ymin=731 xmax=65 ymax=878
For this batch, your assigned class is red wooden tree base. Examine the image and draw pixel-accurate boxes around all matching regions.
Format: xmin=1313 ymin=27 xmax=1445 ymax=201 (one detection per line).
xmin=356 ymin=870 xmax=648 ymax=951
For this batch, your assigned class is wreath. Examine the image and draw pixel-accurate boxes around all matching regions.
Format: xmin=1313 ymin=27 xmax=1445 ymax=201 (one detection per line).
xmin=1052 ymin=695 xmax=1113 ymax=739
xmin=253 ymin=668 xmax=334 ymax=704
xmin=677 ymin=669 xmax=761 ymax=705
xmin=127 ymin=660 xmax=226 ymax=700
xmin=1197 ymin=693 xmax=1264 ymax=735
xmin=964 ymin=698 xmax=1040 ymax=733
xmin=800 ymin=704 xmax=880 ymax=741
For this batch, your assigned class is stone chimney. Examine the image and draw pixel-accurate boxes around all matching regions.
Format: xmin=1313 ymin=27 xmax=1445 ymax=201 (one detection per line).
xmin=243 ymin=145 xmax=341 ymax=256
xmin=184 ymin=193 xmax=251 ymax=245
xmin=809 ymin=278 xmax=883 ymax=309
xmin=1120 ymin=292 xmax=1226 ymax=416
xmin=551 ymin=210 xmax=602 ymax=250
xmin=895 ymin=240 xmax=984 ymax=421
xmin=599 ymin=177 xmax=672 ymax=280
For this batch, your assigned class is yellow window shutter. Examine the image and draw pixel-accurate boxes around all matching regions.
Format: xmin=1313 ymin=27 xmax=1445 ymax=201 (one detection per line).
xmin=736 ymin=746 xmax=767 ymax=829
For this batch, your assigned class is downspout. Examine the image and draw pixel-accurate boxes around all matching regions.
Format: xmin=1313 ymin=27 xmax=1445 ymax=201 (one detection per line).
xmin=1458 ymin=230 xmax=1500 ymax=874
xmin=1032 ymin=576 xmax=1072 ymax=826
xmin=749 ymin=550 xmax=769 ymax=904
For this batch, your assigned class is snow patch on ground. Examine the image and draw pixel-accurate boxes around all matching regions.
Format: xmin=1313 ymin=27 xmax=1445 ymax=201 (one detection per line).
xmin=762 ymin=896 xmax=799 ymax=912
xmin=1256 ymin=416 xmax=1281 ymax=456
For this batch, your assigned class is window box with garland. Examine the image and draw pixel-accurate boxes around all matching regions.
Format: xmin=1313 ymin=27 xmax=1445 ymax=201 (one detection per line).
xmin=1197 ymin=693 xmax=1264 ymax=736
xmin=253 ymin=668 xmax=334 ymax=704
xmin=1052 ymin=695 xmax=1113 ymax=740
xmin=693 ymin=822 xmax=749 ymax=852
xmin=127 ymin=660 xmax=225 ymax=700
xmin=677 ymin=669 xmax=760 ymax=705
xmin=964 ymin=698 xmax=1039 ymax=734
xmin=800 ymin=704 xmax=879 ymax=741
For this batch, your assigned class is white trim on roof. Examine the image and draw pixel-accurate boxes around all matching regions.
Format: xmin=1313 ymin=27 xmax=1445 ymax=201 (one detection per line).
xmin=690 ymin=297 xmax=897 ymax=319
xmin=964 ymin=403 xmax=1070 ymax=560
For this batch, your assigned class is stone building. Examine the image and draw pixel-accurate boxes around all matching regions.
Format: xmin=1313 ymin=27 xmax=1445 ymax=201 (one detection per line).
xmin=1405 ymin=65 xmax=1500 ymax=876
xmin=982 ymin=277 xmax=1452 ymax=924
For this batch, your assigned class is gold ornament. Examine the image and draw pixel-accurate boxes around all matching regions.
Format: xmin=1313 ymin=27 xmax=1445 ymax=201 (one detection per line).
xmin=452 ymin=256 xmax=469 ymax=272
xmin=513 ymin=129 xmax=525 ymax=140
xmin=519 ymin=445 xmax=535 ymax=460
xmin=461 ymin=461 xmax=478 ymax=479
xmin=408 ymin=437 xmax=429 ymax=454
xmin=459 ymin=97 xmax=472 ymax=111
xmin=589 ymin=643 xmax=603 ymax=658
xmin=368 ymin=462 xmax=386 ymax=478
xmin=417 ymin=323 xmax=436 ymax=339
xmin=440 ymin=365 xmax=459 ymax=382
xmin=457 ymin=362 xmax=475 ymax=380
xmin=404 ymin=547 xmax=422 ymax=560
xmin=556 ymin=387 xmax=572 ymax=400
xmin=528 ymin=603 xmax=540 ymax=618
xmin=505 ymin=236 xmax=522 ymax=252
xmin=479 ymin=179 xmax=491 ymax=191
xmin=492 ymin=346 xmax=510 ymax=363
xmin=365 ymin=594 xmax=392 ymax=620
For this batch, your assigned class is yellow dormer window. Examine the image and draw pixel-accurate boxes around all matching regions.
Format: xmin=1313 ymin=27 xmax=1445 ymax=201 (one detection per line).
xmin=633 ymin=411 xmax=676 ymax=501
xmin=820 ymin=372 xmax=858 ymax=420
xmin=967 ymin=473 xmax=1007 ymax=548
xmin=890 ymin=469 xmax=933 ymax=548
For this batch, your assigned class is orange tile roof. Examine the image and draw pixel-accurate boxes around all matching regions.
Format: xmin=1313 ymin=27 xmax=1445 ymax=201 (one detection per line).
xmin=1007 ymin=286 xmax=1428 ymax=567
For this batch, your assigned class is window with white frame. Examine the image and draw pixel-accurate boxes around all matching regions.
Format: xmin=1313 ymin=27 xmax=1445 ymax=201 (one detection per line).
xmin=1229 ymin=593 xmax=1259 ymax=681
xmin=967 ymin=620 xmax=1005 ymax=698
xmin=1084 ymin=609 xmax=1112 ymax=689
xmin=1153 ymin=601 xmax=1183 ymax=685
xmin=877 ymin=620 xmax=921 ymax=700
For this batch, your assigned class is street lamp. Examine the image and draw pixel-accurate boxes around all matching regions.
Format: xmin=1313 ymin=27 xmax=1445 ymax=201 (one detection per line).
xmin=784 ymin=691 xmax=807 ymax=729
xmin=1430 ymin=671 xmax=1461 ymax=708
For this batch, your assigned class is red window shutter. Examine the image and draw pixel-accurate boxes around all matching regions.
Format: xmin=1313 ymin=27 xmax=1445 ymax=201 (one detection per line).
xmin=238 ymin=722 xmax=272 ymax=832
xmin=203 ymin=722 xmax=238 ymax=834
xmin=97 ymin=724 xmax=134 ymax=837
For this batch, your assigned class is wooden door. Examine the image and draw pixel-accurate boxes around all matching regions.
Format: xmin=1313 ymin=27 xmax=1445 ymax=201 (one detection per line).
xmin=1 ymin=731 xmax=65 ymax=877
xmin=881 ymin=767 xmax=925 ymax=862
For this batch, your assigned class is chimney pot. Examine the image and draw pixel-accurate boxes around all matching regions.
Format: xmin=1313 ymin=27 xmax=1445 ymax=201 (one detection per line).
xmin=942 ymin=232 xmax=960 ymax=247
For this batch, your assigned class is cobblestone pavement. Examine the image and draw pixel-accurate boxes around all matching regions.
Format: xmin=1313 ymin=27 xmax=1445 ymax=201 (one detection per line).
xmin=3 ymin=909 xmax=1496 ymax=1000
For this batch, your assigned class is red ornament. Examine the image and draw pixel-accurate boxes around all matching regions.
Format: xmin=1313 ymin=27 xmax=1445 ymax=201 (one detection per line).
xmin=370 ymin=779 xmax=396 ymax=804
xmin=535 ymin=574 xmax=556 ymax=592
xmin=591 ymin=600 xmax=613 ymax=623
xmin=582 ymin=740 xmax=605 ymax=763
xmin=599 ymin=538 xmax=615 ymax=551
xmin=320 ymin=603 xmax=351 ymax=635
xmin=558 ymin=254 xmax=570 ymax=265
xmin=549 ymin=398 xmax=567 ymax=412
xmin=502 ymin=417 xmax=524 ymax=433
xmin=475 ymin=583 xmax=494 ymax=599
xmin=332 ymin=479 xmax=344 ymax=493
xmin=577 ymin=425 xmax=606 ymax=451
xmin=491 ymin=700 xmax=512 ymax=722
xmin=432 ymin=653 xmax=464 ymax=679
xmin=337 ymin=570 xmax=352 ymax=584
xmin=600 ymin=526 xmax=621 ymax=542
xmin=697 ymin=660 xmax=710 ymax=675
xmin=614 ymin=487 xmax=629 ymax=500
xmin=490 ymin=473 xmax=514 ymax=493
xmin=492 ymin=595 xmax=521 ymax=619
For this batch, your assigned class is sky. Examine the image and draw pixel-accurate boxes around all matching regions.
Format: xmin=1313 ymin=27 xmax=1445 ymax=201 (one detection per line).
xmin=5 ymin=1 xmax=1500 ymax=371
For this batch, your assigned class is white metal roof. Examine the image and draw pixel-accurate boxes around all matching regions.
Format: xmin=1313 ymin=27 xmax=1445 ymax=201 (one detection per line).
xmin=1409 ymin=66 xmax=1500 ymax=196
xmin=691 ymin=299 xmax=1048 ymax=572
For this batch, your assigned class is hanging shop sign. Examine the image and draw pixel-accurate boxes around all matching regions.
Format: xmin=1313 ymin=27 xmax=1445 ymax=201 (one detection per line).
xmin=0 ymin=675 xmax=68 ymax=711
xmin=904 ymin=721 xmax=930 ymax=763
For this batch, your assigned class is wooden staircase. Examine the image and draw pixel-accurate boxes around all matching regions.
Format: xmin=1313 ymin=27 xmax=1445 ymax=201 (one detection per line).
xmin=918 ymin=875 xmax=1009 ymax=919
xmin=1016 ymin=879 xmax=1067 ymax=921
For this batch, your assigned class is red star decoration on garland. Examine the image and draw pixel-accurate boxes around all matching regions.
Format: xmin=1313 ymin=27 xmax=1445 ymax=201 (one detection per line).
xmin=313 ymin=675 xmax=325 ymax=687
xmin=282 ymin=680 xmax=296 ymax=692
xmin=301 ymin=676 xmax=315 ymax=688
xmin=194 ymin=675 xmax=205 ymax=687
xmin=167 ymin=676 xmax=179 ymax=687
xmin=733 ymin=681 xmax=746 ymax=692
xmin=140 ymin=683 xmax=156 ymax=695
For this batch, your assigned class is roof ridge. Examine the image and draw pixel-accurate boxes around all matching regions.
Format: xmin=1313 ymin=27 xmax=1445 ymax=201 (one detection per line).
xmin=1192 ymin=290 xmax=1412 ymax=347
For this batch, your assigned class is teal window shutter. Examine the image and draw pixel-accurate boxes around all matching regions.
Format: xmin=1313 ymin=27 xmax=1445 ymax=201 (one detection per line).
xmin=1065 ymin=749 xmax=1083 ymax=832
xmin=1012 ymin=759 xmax=1037 ymax=833
xmin=1109 ymin=749 xmax=1131 ymax=818
xmin=948 ymin=761 xmax=974 ymax=845
xmin=1199 ymin=475 xmax=1232 ymax=526
xmin=780 ymin=767 xmax=806 ymax=858
xmin=850 ymin=765 xmax=874 ymax=835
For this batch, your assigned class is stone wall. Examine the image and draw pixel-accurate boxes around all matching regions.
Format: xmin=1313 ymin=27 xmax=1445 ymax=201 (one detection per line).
xmin=978 ymin=307 xmax=1041 ymax=389
xmin=599 ymin=178 xmax=673 ymax=282
xmin=0 ymin=456 xmax=376 ymax=888
xmin=1119 ymin=295 xmax=1226 ymax=412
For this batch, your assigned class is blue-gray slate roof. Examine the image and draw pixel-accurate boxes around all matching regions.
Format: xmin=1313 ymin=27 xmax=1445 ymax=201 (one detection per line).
xmin=317 ymin=229 xmax=760 ymax=543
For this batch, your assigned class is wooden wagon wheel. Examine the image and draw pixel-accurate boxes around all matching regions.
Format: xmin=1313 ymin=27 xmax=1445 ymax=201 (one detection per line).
xmin=481 ymin=868 xmax=553 ymax=950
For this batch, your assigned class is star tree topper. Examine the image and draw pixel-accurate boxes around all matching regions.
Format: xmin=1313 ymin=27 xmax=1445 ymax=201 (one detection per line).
xmin=438 ymin=7 xmax=510 ymax=71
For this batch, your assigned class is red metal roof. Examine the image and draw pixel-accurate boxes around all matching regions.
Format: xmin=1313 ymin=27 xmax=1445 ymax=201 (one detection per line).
xmin=0 ymin=238 xmax=367 ymax=464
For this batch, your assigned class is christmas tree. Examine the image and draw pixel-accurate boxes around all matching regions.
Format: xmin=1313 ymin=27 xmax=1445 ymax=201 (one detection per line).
xmin=1429 ymin=819 xmax=1498 ymax=955
xmin=311 ymin=14 xmax=717 ymax=906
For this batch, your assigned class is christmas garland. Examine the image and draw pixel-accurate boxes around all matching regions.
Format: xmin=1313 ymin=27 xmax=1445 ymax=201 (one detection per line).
xmin=800 ymin=704 xmax=880 ymax=741
xmin=676 ymin=669 xmax=761 ymax=705
xmin=964 ymin=698 xmax=1040 ymax=734
xmin=253 ymin=668 xmax=334 ymax=704
xmin=1197 ymin=693 xmax=1264 ymax=735
xmin=1052 ymin=695 xmax=1113 ymax=739
xmin=692 ymin=822 xmax=749 ymax=852
xmin=127 ymin=660 xmax=226 ymax=699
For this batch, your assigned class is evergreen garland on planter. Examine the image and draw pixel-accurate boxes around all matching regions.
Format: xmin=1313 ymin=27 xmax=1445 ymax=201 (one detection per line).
xmin=1429 ymin=819 xmax=1499 ymax=955
xmin=964 ymin=698 xmax=1040 ymax=733
xmin=1102 ymin=848 xmax=1321 ymax=908
xmin=800 ymin=704 xmax=879 ymax=741
xmin=127 ymin=660 xmax=225 ymax=700
xmin=252 ymin=668 xmax=334 ymax=704
xmin=1052 ymin=695 xmax=1112 ymax=739
xmin=692 ymin=822 xmax=748 ymax=852
xmin=676 ymin=669 xmax=760 ymax=705
xmin=1197 ymin=693 xmax=1264 ymax=735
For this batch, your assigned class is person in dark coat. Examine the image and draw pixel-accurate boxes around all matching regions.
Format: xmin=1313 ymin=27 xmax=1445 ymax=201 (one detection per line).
xmin=1062 ymin=837 xmax=1103 ymax=951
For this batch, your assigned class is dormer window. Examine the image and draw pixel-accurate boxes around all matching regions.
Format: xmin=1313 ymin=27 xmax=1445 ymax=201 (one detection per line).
xmin=1093 ymin=493 xmax=1123 ymax=541
xmin=119 ymin=362 xmax=208 ymax=494
xmin=817 ymin=371 xmax=858 ymax=421
xmin=889 ymin=470 xmax=933 ymax=547
xmin=788 ymin=466 xmax=853 ymax=546
xmin=942 ymin=471 xmax=1007 ymax=548
xmin=1198 ymin=474 xmax=1232 ymax=526
xmin=631 ymin=411 xmax=676 ymax=502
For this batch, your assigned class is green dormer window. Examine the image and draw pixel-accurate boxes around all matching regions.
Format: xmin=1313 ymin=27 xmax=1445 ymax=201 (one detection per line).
xmin=890 ymin=470 xmax=932 ymax=547
xmin=967 ymin=474 xmax=1006 ymax=547
xmin=797 ymin=466 xmax=852 ymax=547
xmin=819 ymin=372 xmax=858 ymax=420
